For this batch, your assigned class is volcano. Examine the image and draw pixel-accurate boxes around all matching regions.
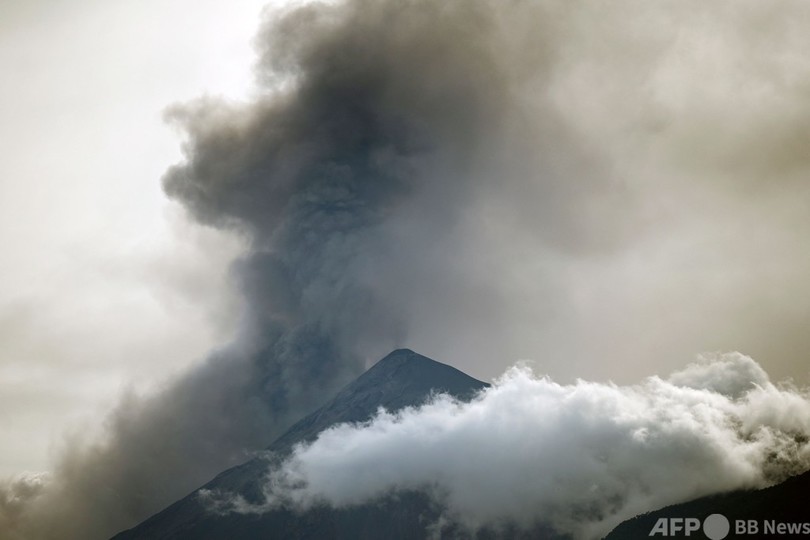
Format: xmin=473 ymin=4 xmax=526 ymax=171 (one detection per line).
xmin=112 ymin=348 xmax=810 ymax=540
xmin=112 ymin=349 xmax=494 ymax=539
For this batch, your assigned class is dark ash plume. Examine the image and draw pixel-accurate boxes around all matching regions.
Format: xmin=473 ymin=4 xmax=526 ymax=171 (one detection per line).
xmin=1 ymin=1 xmax=599 ymax=538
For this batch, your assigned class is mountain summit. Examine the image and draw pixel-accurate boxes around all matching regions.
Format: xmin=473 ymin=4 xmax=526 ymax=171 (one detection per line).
xmin=113 ymin=349 xmax=488 ymax=539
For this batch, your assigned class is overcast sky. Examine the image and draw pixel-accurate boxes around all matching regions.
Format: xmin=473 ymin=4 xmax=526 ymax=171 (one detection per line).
xmin=0 ymin=0 xmax=269 ymax=476
xmin=3 ymin=0 xmax=810 ymax=488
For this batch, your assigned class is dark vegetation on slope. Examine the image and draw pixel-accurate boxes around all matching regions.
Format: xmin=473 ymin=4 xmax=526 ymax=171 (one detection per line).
xmin=605 ymin=469 xmax=810 ymax=539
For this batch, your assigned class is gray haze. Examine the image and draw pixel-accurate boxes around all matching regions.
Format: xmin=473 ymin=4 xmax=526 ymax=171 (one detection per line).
xmin=0 ymin=0 xmax=257 ymax=478
xmin=4 ymin=0 xmax=810 ymax=538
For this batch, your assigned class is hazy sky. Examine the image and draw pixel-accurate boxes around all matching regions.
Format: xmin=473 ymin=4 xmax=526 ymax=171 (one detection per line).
xmin=0 ymin=0 xmax=268 ymax=476
xmin=3 ymin=3 xmax=810 ymax=536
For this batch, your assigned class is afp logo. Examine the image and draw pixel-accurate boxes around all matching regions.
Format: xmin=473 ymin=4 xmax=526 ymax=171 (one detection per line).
xmin=649 ymin=514 xmax=730 ymax=540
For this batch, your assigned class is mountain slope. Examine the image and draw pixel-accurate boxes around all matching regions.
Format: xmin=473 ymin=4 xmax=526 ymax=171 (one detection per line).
xmin=112 ymin=349 xmax=490 ymax=540
xmin=604 ymin=469 xmax=810 ymax=539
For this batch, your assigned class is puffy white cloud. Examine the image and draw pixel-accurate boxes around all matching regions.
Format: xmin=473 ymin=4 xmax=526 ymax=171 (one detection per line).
xmin=239 ymin=354 xmax=810 ymax=539
xmin=667 ymin=352 xmax=771 ymax=398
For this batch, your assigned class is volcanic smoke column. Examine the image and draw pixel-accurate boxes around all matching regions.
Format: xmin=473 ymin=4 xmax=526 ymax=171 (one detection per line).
xmin=162 ymin=0 xmax=518 ymax=451
xmin=0 ymin=2 xmax=622 ymax=538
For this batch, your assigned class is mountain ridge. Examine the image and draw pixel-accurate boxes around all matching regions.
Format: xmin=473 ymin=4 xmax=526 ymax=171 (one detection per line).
xmin=604 ymin=469 xmax=810 ymax=539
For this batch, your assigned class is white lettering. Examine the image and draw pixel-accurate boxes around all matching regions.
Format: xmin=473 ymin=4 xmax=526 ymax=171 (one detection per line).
xmin=650 ymin=518 xmax=669 ymax=536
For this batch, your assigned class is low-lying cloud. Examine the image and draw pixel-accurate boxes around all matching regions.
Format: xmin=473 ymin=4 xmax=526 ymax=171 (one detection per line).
xmin=219 ymin=353 xmax=810 ymax=539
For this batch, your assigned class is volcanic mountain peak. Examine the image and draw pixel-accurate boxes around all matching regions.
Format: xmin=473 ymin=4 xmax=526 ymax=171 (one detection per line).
xmin=113 ymin=349 xmax=489 ymax=540
xmin=336 ymin=348 xmax=487 ymax=404
xmin=266 ymin=348 xmax=488 ymax=454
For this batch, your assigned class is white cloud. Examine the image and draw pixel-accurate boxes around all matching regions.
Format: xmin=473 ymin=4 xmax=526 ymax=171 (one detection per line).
xmin=236 ymin=354 xmax=810 ymax=539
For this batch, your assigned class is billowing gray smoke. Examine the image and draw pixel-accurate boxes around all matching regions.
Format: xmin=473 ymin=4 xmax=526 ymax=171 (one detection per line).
xmin=5 ymin=0 xmax=810 ymax=538
xmin=0 ymin=1 xmax=587 ymax=538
